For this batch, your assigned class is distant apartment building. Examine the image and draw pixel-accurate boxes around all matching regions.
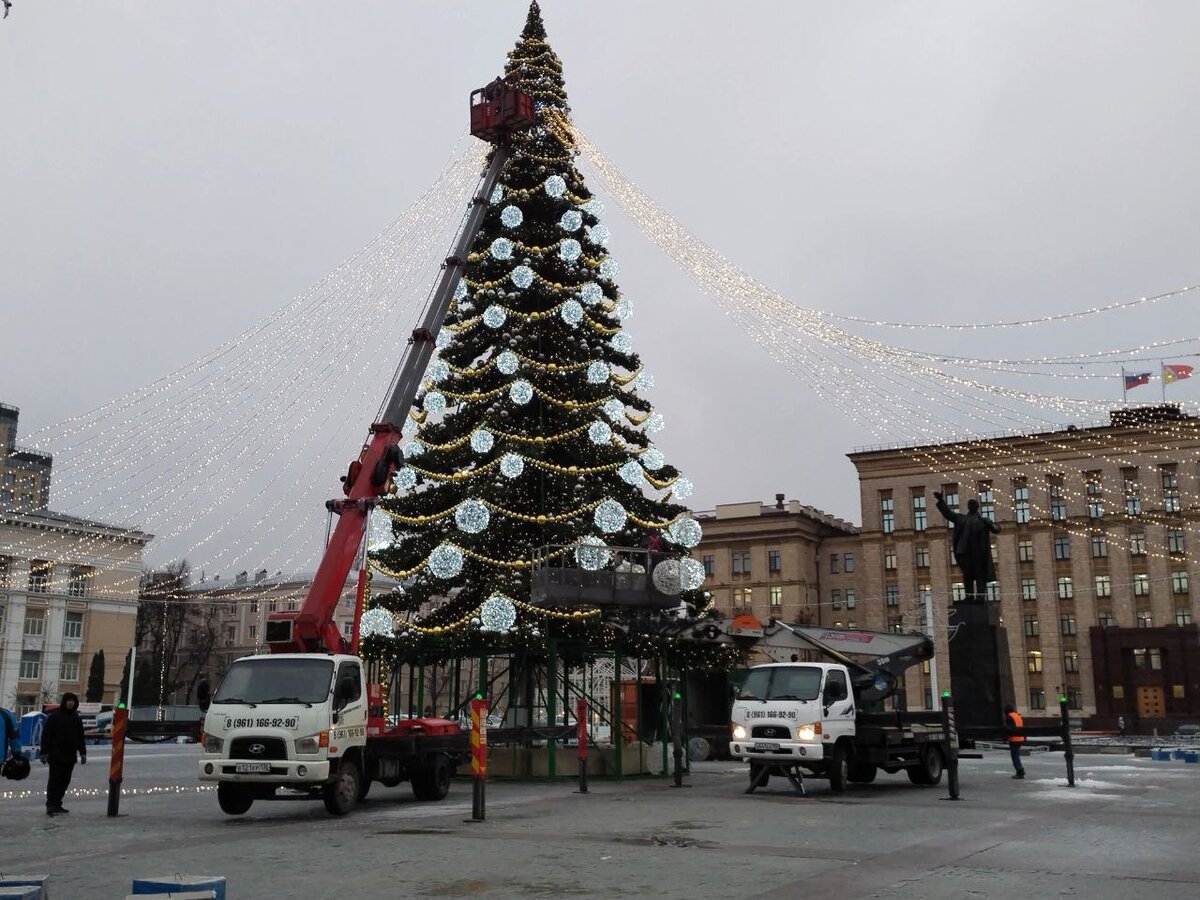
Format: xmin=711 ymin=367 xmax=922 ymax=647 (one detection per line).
xmin=0 ymin=402 xmax=52 ymax=512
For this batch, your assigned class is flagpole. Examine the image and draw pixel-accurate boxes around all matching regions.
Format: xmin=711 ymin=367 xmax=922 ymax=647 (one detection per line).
xmin=1121 ymin=367 xmax=1128 ymax=406
xmin=1161 ymin=359 xmax=1167 ymax=403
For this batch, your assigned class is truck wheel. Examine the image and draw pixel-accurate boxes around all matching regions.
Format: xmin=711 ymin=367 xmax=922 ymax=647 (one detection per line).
xmin=907 ymin=746 xmax=944 ymax=786
xmin=217 ymin=783 xmax=254 ymax=816
xmin=380 ymin=775 xmax=403 ymax=788
xmin=828 ymin=743 xmax=850 ymax=793
xmin=848 ymin=762 xmax=877 ymax=784
xmin=411 ymin=756 xmax=451 ymax=801
xmin=357 ymin=777 xmax=372 ymax=802
xmin=323 ymin=758 xmax=361 ymax=815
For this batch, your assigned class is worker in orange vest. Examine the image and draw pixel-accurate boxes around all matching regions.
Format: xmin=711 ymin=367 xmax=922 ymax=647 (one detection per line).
xmin=1004 ymin=704 xmax=1025 ymax=779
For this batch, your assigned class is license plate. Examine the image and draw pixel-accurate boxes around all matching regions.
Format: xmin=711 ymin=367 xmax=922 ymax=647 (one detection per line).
xmin=235 ymin=762 xmax=271 ymax=774
xmin=753 ymin=742 xmax=780 ymax=751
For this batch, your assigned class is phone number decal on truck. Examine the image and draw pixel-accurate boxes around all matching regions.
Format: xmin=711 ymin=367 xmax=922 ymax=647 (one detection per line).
xmin=224 ymin=717 xmax=300 ymax=730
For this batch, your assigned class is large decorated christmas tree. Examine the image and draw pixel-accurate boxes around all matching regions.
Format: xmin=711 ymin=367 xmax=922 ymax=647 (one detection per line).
xmin=364 ymin=3 xmax=731 ymax=671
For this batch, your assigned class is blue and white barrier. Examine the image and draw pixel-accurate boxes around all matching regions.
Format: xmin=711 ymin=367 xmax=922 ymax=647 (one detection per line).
xmin=131 ymin=875 xmax=225 ymax=899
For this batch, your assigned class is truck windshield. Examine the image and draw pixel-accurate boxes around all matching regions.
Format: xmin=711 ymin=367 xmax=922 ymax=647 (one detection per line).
xmin=738 ymin=666 xmax=822 ymax=701
xmin=213 ymin=658 xmax=334 ymax=705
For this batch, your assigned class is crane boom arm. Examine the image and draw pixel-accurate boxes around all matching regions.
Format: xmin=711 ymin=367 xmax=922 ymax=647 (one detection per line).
xmin=266 ymin=147 xmax=512 ymax=654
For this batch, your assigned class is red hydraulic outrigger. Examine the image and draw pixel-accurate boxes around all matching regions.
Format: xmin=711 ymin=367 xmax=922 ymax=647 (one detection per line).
xmin=265 ymin=75 xmax=535 ymax=657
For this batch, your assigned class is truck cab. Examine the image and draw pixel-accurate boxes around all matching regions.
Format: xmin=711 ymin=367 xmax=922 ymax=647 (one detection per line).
xmin=199 ymin=653 xmax=368 ymax=815
xmin=729 ymin=662 xmax=856 ymax=777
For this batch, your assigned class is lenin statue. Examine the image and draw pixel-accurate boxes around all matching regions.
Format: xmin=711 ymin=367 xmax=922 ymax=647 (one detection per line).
xmin=934 ymin=492 xmax=1000 ymax=602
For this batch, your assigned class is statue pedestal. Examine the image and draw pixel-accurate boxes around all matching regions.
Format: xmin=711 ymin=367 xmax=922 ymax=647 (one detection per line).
xmin=948 ymin=600 xmax=1015 ymax=732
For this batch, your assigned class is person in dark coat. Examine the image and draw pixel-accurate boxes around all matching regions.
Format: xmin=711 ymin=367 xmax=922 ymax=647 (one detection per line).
xmin=934 ymin=492 xmax=1000 ymax=601
xmin=40 ymin=692 xmax=86 ymax=816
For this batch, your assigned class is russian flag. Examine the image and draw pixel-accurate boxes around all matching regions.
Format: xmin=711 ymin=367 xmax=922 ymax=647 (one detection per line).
xmin=1124 ymin=371 xmax=1152 ymax=390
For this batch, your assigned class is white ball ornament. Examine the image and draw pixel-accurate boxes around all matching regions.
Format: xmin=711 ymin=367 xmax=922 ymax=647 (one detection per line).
xmin=644 ymin=412 xmax=665 ymax=433
xmin=672 ymin=476 xmax=695 ymax=500
xmin=510 ymin=265 xmax=534 ymax=289
xmin=575 ymin=536 xmax=612 ymax=571
xmin=603 ymin=399 xmax=625 ymax=422
xmin=490 ymin=184 xmax=504 ymax=204
xmin=585 ymin=224 xmax=611 ymax=245
xmin=559 ymin=239 xmax=582 ymax=262
xmin=598 ymin=258 xmax=620 ymax=281
xmin=480 ymin=595 xmax=517 ymax=632
xmin=619 ymin=460 xmax=645 ymax=486
xmin=490 ymin=237 xmax=514 ymax=260
xmin=680 ymin=557 xmax=706 ymax=590
xmin=641 ymin=448 xmax=665 ymax=471
xmin=454 ymin=279 xmax=468 ymax=301
xmin=454 ymin=499 xmax=490 ymax=534
xmin=402 ymin=441 xmax=423 ymax=459
xmin=427 ymin=543 xmax=464 ymax=579
xmin=610 ymin=332 xmax=632 ymax=354
xmin=500 ymin=453 xmax=525 ymax=479
xmin=367 ymin=509 xmax=392 ymax=552
xmin=586 ymin=361 xmax=610 ymax=384
xmin=470 ymin=429 xmax=494 ymax=454
xmin=668 ymin=517 xmax=703 ymax=549
xmin=588 ymin=420 xmax=612 ymax=445
xmin=423 ymin=391 xmax=446 ymax=414
xmin=495 ymin=350 xmax=519 ymax=375
xmin=428 ymin=359 xmax=450 ymax=383
xmin=544 ymin=175 xmax=567 ymax=198
xmin=394 ymin=466 xmax=418 ymax=491
xmin=633 ymin=370 xmax=655 ymax=391
xmin=594 ymin=499 xmax=627 ymax=534
xmin=582 ymin=198 xmax=605 ymax=216
xmin=560 ymin=210 xmax=583 ymax=231
xmin=359 ymin=608 xmax=395 ymax=639
xmin=580 ymin=282 xmax=603 ymax=305
xmin=483 ymin=305 xmax=507 ymax=329
xmin=435 ymin=330 xmax=452 ymax=350
xmin=500 ymin=205 xmax=524 ymax=228
xmin=615 ymin=298 xmax=633 ymax=320
xmin=560 ymin=300 xmax=584 ymax=326
xmin=509 ymin=379 xmax=534 ymax=405
xmin=652 ymin=559 xmax=685 ymax=596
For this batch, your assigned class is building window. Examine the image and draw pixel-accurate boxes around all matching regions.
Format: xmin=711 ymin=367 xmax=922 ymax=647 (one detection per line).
xmin=0 ymin=555 xmax=9 ymax=588
xmin=1094 ymin=575 xmax=1111 ymax=598
xmin=1018 ymin=540 xmax=1034 ymax=563
xmin=1137 ymin=610 xmax=1153 ymax=628
xmin=830 ymin=553 xmax=840 ymax=574
xmin=1066 ymin=688 xmax=1083 ymax=710
xmin=1176 ymin=608 xmax=1193 ymax=626
xmin=886 ymin=585 xmax=900 ymax=607
xmin=1057 ymin=577 xmax=1074 ymax=600
xmin=249 ymin=599 xmax=259 ymax=614
xmin=1030 ymin=689 xmax=1046 ymax=710
xmin=1064 ymin=651 xmax=1079 ymax=673
xmin=1167 ymin=528 xmax=1186 ymax=554
xmin=912 ymin=494 xmax=927 ymax=531
xmin=951 ymin=583 xmax=966 ymax=602
xmin=1133 ymin=648 xmax=1163 ymax=670
xmin=843 ymin=553 xmax=855 ymax=573
xmin=1097 ymin=610 xmax=1115 ymax=628
xmin=63 ymin=611 xmax=83 ymax=640
xmin=1162 ymin=468 xmax=1181 ymax=512
xmin=60 ymin=653 xmax=80 ymax=682
xmin=768 ymin=550 xmax=781 ymax=573
xmin=1129 ymin=532 xmax=1146 ymax=555
xmin=845 ymin=589 xmax=856 ymax=610
xmin=1085 ymin=471 xmax=1103 ymax=519
xmin=1013 ymin=483 xmax=1030 ymax=524
xmin=1123 ymin=470 xmax=1142 ymax=515
xmin=880 ymin=496 xmax=895 ymax=534
xmin=343 ymin=621 xmax=353 ymax=636
xmin=67 ymin=566 xmax=92 ymax=597
xmin=914 ymin=545 xmax=930 ymax=568
xmin=1172 ymin=571 xmax=1189 ymax=594
xmin=268 ymin=599 xmax=278 ymax=613
xmin=1048 ymin=479 xmax=1067 ymax=521
xmin=19 ymin=651 xmax=41 ymax=680
xmin=1021 ymin=578 xmax=1037 ymax=601
xmin=1090 ymin=533 xmax=1108 ymax=558
xmin=1027 ymin=651 xmax=1043 ymax=673
xmin=1133 ymin=573 xmax=1150 ymax=596
xmin=888 ymin=616 xmax=904 ymax=634
xmin=702 ymin=555 xmax=715 ymax=576
xmin=769 ymin=586 xmax=782 ymax=607
xmin=978 ymin=485 xmax=995 ymax=519
xmin=883 ymin=547 xmax=897 ymax=570
xmin=1053 ymin=535 xmax=1071 ymax=561
xmin=1023 ymin=614 xmax=1039 ymax=637
xmin=733 ymin=587 xmax=752 ymax=607
xmin=1061 ymin=614 xmax=1077 ymax=636
xmin=287 ymin=598 xmax=298 ymax=612
xmin=248 ymin=624 xmax=257 ymax=640
xmin=23 ymin=611 xmax=45 ymax=637
xmin=732 ymin=552 xmax=751 ymax=575
xmin=28 ymin=560 xmax=51 ymax=593
xmin=987 ymin=581 xmax=1000 ymax=602
xmin=831 ymin=589 xmax=842 ymax=610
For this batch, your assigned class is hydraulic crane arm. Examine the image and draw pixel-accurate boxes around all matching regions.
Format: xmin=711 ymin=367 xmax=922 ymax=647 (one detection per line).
xmin=265 ymin=77 xmax=535 ymax=654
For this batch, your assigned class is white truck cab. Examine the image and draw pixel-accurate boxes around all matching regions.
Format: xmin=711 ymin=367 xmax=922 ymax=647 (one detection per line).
xmin=730 ymin=662 xmax=855 ymax=772
xmin=199 ymin=653 xmax=368 ymax=815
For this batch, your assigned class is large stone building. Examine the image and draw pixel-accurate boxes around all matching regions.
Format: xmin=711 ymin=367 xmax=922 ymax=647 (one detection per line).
xmin=0 ymin=509 xmax=150 ymax=713
xmin=1 ymin=402 xmax=52 ymax=512
xmin=694 ymin=406 xmax=1200 ymax=728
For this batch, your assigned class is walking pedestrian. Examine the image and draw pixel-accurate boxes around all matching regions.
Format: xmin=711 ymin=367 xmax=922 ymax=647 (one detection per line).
xmin=1004 ymin=703 xmax=1025 ymax=779
xmin=1 ymin=705 xmax=19 ymax=761
xmin=1117 ymin=715 xmax=1126 ymax=737
xmin=40 ymin=692 xmax=86 ymax=816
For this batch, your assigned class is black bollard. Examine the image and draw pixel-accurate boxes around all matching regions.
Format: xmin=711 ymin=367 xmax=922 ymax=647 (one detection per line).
xmin=940 ymin=691 xmax=961 ymax=800
xmin=1059 ymin=695 xmax=1075 ymax=787
xmin=670 ymin=690 xmax=686 ymax=788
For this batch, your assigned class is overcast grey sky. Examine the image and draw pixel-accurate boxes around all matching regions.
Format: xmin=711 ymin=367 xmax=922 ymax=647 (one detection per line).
xmin=2 ymin=1 xmax=1199 ymax=543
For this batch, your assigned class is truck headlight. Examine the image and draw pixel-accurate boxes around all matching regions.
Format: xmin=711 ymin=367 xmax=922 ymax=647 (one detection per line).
xmin=731 ymin=724 xmax=747 ymax=740
xmin=203 ymin=735 xmax=223 ymax=754
xmin=795 ymin=723 xmax=821 ymax=741
xmin=295 ymin=733 xmax=328 ymax=755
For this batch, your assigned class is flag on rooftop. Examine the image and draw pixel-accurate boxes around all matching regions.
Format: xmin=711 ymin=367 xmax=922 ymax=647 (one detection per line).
xmin=1162 ymin=363 xmax=1194 ymax=384
xmin=1124 ymin=371 xmax=1152 ymax=390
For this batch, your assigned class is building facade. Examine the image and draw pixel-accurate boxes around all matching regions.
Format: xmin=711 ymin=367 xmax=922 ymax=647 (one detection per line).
xmin=0 ymin=509 xmax=150 ymax=713
xmin=1 ymin=403 xmax=52 ymax=512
